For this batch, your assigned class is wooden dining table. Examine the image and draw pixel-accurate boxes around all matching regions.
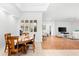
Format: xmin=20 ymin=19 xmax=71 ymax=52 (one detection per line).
xmin=18 ymin=36 xmax=33 ymax=44
xmin=14 ymin=35 xmax=34 ymax=54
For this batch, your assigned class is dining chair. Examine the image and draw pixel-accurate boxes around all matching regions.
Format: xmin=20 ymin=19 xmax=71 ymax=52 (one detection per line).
xmin=7 ymin=36 xmax=23 ymax=56
xmin=4 ymin=33 xmax=11 ymax=52
xmin=26 ymin=34 xmax=35 ymax=52
xmin=22 ymin=32 xmax=29 ymax=37
xmin=20 ymin=32 xmax=30 ymax=53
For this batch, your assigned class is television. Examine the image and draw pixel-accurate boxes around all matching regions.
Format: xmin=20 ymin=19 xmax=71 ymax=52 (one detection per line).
xmin=58 ymin=27 xmax=66 ymax=33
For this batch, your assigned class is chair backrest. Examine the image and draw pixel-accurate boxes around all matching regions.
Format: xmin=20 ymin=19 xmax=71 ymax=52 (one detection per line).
xmin=7 ymin=36 xmax=19 ymax=50
xmin=22 ymin=32 xmax=29 ymax=38
xmin=22 ymin=32 xmax=29 ymax=35
xmin=33 ymin=34 xmax=35 ymax=40
xmin=4 ymin=33 xmax=11 ymax=42
xmin=32 ymin=34 xmax=35 ymax=42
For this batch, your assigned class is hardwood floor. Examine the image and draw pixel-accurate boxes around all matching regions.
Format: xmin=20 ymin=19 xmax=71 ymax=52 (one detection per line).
xmin=42 ymin=36 xmax=79 ymax=49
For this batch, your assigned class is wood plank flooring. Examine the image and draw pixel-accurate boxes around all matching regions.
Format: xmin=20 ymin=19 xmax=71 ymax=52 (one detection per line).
xmin=42 ymin=36 xmax=79 ymax=49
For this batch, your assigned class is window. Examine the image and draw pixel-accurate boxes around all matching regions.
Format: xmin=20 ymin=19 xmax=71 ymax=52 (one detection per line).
xmin=21 ymin=20 xmax=24 ymax=23
xmin=30 ymin=20 xmax=33 ymax=23
xmin=21 ymin=25 xmax=24 ymax=31
xmin=25 ymin=26 xmax=28 ymax=31
xmin=25 ymin=20 xmax=28 ymax=23
xmin=34 ymin=26 xmax=37 ymax=32
xmin=20 ymin=20 xmax=37 ymax=32
xmin=34 ymin=20 xmax=37 ymax=23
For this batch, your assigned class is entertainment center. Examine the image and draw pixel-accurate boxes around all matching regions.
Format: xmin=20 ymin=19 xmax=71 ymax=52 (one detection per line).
xmin=58 ymin=27 xmax=66 ymax=33
xmin=57 ymin=27 xmax=69 ymax=38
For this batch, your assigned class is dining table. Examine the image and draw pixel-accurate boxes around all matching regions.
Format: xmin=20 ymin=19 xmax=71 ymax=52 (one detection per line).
xmin=14 ymin=35 xmax=33 ymax=45
xmin=14 ymin=35 xmax=34 ymax=54
xmin=18 ymin=36 xmax=33 ymax=44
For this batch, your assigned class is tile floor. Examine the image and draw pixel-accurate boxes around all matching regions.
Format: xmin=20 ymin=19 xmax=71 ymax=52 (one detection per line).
xmin=1 ymin=42 xmax=79 ymax=56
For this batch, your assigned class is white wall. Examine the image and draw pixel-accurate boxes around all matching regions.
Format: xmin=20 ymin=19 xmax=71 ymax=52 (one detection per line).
xmin=43 ymin=20 xmax=79 ymax=38
xmin=71 ymin=21 xmax=79 ymax=31
xmin=42 ymin=21 xmax=51 ymax=35
xmin=0 ymin=4 xmax=22 ymax=48
xmin=20 ymin=12 xmax=42 ymax=42
xmin=54 ymin=21 xmax=72 ymax=35
xmin=0 ymin=9 xmax=20 ymax=48
xmin=53 ymin=20 xmax=79 ymax=35
xmin=43 ymin=20 xmax=73 ymax=36
xmin=43 ymin=3 xmax=79 ymax=35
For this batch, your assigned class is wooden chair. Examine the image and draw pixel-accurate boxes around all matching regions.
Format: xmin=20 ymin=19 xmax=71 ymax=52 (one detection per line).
xmin=26 ymin=34 xmax=35 ymax=52
xmin=7 ymin=36 xmax=23 ymax=56
xmin=20 ymin=32 xmax=30 ymax=53
xmin=22 ymin=32 xmax=29 ymax=37
xmin=4 ymin=33 xmax=11 ymax=52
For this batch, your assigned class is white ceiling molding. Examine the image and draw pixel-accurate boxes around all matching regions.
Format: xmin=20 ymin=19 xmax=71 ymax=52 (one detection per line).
xmin=15 ymin=3 xmax=49 ymax=12
xmin=0 ymin=3 xmax=22 ymax=19
xmin=11 ymin=3 xmax=22 ymax=13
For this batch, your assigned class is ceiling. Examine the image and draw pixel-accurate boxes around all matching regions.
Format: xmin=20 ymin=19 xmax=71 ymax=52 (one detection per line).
xmin=15 ymin=3 xmax=49 ymax=12
xmin=43 ymin=3 xmax=79 ymax=21
xmin=0 ymin=3 xmax=79 ymax=21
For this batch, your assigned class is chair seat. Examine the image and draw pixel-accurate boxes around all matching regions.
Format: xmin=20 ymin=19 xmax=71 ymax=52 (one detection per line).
xmin=14 ymin=44 xmax=23 ymax=49
xmin=26 ymin=41 xmax=33 ymax=44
